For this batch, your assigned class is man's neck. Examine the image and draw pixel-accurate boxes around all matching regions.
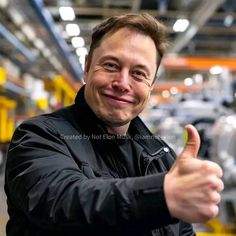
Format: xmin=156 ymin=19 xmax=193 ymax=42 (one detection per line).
xmin=106 ymin=123 xmax=130 ymax=135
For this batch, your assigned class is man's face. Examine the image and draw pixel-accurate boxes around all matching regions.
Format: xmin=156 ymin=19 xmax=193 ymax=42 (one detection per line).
xmin=84 ymin=28 xmax=158 ymax=127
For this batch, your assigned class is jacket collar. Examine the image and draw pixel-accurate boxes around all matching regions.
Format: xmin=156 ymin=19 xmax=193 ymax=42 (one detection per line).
xmin=73 ymin=85 xmax=165 ymax=156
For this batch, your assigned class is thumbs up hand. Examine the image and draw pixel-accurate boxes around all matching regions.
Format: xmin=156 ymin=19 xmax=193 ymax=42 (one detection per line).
xmin=164 ymin=124 xmax=224 ymax=223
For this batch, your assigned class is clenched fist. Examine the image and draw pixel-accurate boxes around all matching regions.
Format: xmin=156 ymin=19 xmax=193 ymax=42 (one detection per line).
xmin=164 ymin=124 xmax=224 ymax=223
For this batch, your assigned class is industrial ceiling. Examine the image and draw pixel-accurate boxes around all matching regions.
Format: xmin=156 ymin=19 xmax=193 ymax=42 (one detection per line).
xmin=0 ymin=0 xmax=236 ymax=83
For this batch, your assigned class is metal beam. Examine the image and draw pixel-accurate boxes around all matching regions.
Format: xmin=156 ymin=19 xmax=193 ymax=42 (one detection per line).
xmin=168 ymin=0 xmax=226 ymax=53
xmin=28 ymin=0 xmax=83 ymax=82
xmin=0 ymin=24 xmax=35 ymax=62
xmin=4 ymin=81 xmax=30 ymax=97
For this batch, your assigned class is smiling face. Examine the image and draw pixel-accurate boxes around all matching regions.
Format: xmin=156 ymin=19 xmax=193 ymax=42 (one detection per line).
xmin=84 ymin=28 xmax=159 ymax=134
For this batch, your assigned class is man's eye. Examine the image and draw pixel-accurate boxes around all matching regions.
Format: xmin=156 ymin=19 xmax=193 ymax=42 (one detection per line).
xmin=103 ymin=62 xmax=119 ymax=71
xmin=132 ymin=70 xmax=148 ymax=80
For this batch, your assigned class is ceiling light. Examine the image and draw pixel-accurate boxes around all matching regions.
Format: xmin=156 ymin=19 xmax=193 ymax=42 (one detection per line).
xmin=209 ymin=66 xmax=223 ymax=75
xmin=9 ymin=9 xmax=24 ymax=25
xmin=184 ymin=77 xmax=193 ymax=86
xmin=79 ymin=56 xmax=86 ymax=71
xmin=224 ymin=14 xmax=233 ymax=27
xmin=71 ymin=37 xmax=85 ymax=48
xmin=59 ymin=7 xmax=75 ymax=21
xmin=193 ymin=73 xmax=203 ymax=84
xmin=76 ymin=47 xmax=88 ymax=56
xmin=173 ymin=19 xmax=190 ymax=32
xmin=21 ymin=24 xmax=36 ymax=40
xmin=79 ymin=55 xmax=86 ymax=64
xmin=170 ymin=87 xmax=178 ymax=95
xmin=34 ymin=39 xmax=45 ymax=50
xmin=66 ymin=23 xmax=80 ymax=36
xmin=42 ymin=48 xmax=51 ymax=58
xmin=162 ymin=90 xmax=170 ymax=98
xmin=0 ymin=0 xmax=8 ymax=8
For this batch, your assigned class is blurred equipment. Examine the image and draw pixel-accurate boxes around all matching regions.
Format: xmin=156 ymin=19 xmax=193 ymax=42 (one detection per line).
xmin=209 ymin=114 xmax=236 ymax=231
xmin=211 ymin=114 xmax=236 ymax=188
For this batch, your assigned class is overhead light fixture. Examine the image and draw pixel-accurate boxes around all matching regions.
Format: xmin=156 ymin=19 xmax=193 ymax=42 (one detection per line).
xmin=224 ymin=14 xmax=233 ymax=27
xmin=34 ymin=39 xmax=45 ymax=50
xmin=173 ymin=19 xmax=190 ymax=32
xmin=79 ymin=55 xmax=86 ymax=64
xmin=193 ymin=73 xmax=203 ymax=84
xmin=170 ymin=86 xmax=178 ymax=95
xmin=42 ymin=48 xmax=51 ymax=58
xmin=184 ymin=77 xmax=193 ymax=86
xmin=9 ymin=9 xmax=24 ymax=26
xmin=76 ymin=47 xmax=88 ymax=57
xmin=79 ymin=56 xmax=86 ymax=71
xmin=0 ymin=0 xmax=8 ymax=8
xmin=59 ymin=6 xmax=75 ymax=21
xmin=66 ymin=23 xmax=80 ymax=36
xmin=209 ymin=66 xmax=223 ymax=75
xmin=21 ymin=24 xmax=36 ymax=40
xmin=162 ymin=90 xmax=170 ymax=98
xmin=71 ymin=36 xmax=85 ymax=48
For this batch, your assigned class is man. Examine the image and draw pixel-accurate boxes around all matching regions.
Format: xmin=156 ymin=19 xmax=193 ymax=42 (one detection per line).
xmin=5 ymin=13 xmax=223 ymax=236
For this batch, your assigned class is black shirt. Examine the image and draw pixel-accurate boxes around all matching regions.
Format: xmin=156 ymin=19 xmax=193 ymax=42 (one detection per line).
xmin=110 ymin=135 xmax=138 ymax=177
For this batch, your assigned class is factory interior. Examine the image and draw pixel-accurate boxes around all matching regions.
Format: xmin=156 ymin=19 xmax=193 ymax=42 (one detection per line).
xmin=0 ymin=0 xmax=236 ymax=235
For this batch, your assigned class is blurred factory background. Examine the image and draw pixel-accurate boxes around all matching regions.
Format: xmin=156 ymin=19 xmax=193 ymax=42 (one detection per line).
xmin=0 ymin=0 xmax=236 ymax=235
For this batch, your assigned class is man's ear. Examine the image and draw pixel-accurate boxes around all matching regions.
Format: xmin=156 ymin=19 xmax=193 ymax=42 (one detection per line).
xmin=83 ymin=55 xmax=90 ymax=83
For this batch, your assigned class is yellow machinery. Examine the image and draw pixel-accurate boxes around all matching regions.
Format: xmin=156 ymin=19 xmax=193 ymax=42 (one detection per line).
xmin=196 ymin=218 xmax=236 ymax=236
xmin=44 ymin=75 xmax=77 ymax=108
xmin=0 ymin=67 xmax=17 ymax=143
xmin=0 ymin=96 xmax=16 ymax=143
xmin=0 ymin=67 xmax=6 ymax=85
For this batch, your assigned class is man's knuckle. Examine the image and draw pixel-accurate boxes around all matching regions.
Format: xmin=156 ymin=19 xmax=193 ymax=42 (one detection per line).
xmin=204 ymin=205 xmax=219 ymax=219
xmin=209 ymin=192 xmax=221 ymax=204
xmin=201 ymin=161 xmax=212 ymax=172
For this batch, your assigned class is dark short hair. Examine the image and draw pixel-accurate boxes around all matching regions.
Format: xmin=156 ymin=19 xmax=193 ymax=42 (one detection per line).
xmin=87 ymin=13 xmax=169 ymax=68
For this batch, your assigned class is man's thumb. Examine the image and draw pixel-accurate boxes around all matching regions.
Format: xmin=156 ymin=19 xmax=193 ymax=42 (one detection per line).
xmin=181 ymin=124 xmax=201 ymax=159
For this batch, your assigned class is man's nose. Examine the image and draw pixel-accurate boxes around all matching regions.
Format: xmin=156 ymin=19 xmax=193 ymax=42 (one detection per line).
xmin=112 ymin=70 xmax=130 ymax=92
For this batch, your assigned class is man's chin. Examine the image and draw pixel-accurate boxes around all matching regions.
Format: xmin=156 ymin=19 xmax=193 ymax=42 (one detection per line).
xmin=99 ymin=115 xmax=131 ymax=127
xmin=107 ymin=118 xmax=130 ymax=126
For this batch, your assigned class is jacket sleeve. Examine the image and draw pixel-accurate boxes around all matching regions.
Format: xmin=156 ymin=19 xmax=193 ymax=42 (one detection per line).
xmin=5 ymin=117 xmax=177 ymax=234
xmin=180 ymin=221 xmax=196 ymax=236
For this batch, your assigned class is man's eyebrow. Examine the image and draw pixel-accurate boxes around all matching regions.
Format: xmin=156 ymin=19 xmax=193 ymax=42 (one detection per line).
xmin=99 ymin=55 xmax=120 ymax=62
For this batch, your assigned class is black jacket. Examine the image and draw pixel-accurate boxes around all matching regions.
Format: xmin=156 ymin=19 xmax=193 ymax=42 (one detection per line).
xmin=5 ymin=86 xmax=195 ymax=236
